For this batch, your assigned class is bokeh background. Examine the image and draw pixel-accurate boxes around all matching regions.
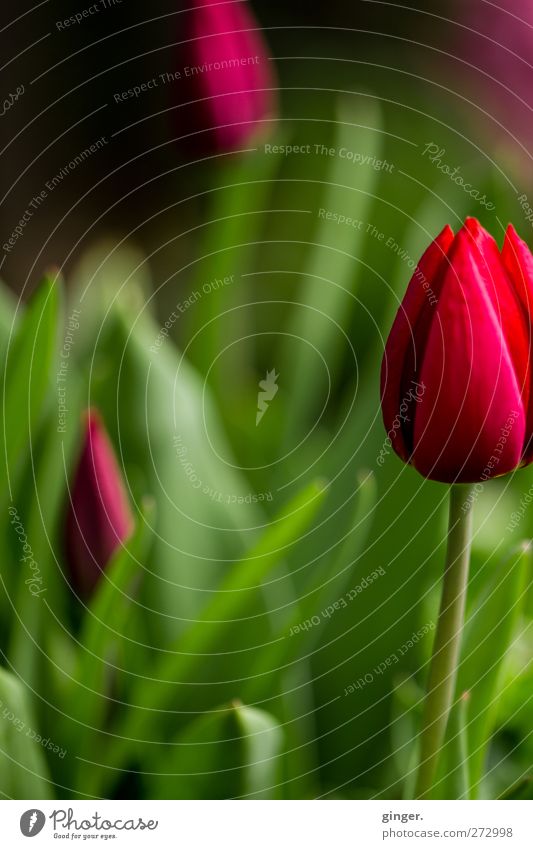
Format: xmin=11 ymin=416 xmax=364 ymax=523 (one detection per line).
xmin=0 ymin=0 xmax=532 ymax=800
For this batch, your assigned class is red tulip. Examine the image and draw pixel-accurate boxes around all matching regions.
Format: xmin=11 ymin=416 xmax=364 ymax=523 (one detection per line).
xmin=173 ymin=0 xmax=277 ymax=154
xmin=65 ymin=410 xmax=134 ymax=596
xmin=381 ymin=217 xmax=533 ymax=483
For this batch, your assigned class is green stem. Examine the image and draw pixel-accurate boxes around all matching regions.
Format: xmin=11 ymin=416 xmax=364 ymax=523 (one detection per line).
xmin=414 ymin=483 xmax=474 ymax=799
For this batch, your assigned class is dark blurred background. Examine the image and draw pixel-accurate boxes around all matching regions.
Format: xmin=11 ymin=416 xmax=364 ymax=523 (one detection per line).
xmin=2 ymin=0 xmax=529 ymax=293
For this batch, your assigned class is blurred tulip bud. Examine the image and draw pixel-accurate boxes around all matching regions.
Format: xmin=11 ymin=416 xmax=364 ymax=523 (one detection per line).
xmin=381 ymin=217 xmax=533 ymax=483
xmin=456 ymin=1 xmax=533 ymax=149
xmin=65 ymin=409 xmax=134 ymax=596
xmin=172 ymin=0 xmax=277 ymax=154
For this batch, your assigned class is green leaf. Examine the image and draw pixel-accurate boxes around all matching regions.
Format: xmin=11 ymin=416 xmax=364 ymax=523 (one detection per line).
xmin=498 ymin=775 xmax=533 ymax=800
xmin=389 ymin=674 xmax=423 ymax=798
xmin=148 ymin=701 xmax=283 ymax=800
xmin=282 ymin=97 xmax=382 ymax=443
xmin=455 ymin=542 xmax=531 ymax=797
xmin=234 ymin=701 xmax=283 ymax=799
xmin=8 ymin=380 xmax=83 ymax=695
xmin=1 ymin=272 xmax=60 ymax=502
xmin=137 ymin=476 xmax=326 ymax=706
xmin=68 ymin=240 xmax=151 ymax=358
xmin=55 ymin=499 xmax=154 ymax=795
xmin=91 ymin=303 xmax=263 ymax=641
xmin=0 ymin=279 xmax=19 ymax=361
xmin=250 ymin=471 xmax=376 ymax=798
xmin=0 ymin=666 xmax=54 ymax=798
xmin=189 ymin=146 xmax=284 ymax=384
xmin=244 ymin=471 xmax=377 ymax=700
xmin=71 ymin=499 xmax=154 ymax=779
xmin=0 ymin=273 xmax=61 ymax=626
xmin=93 ymin=479 xmax=327 ymax=795
xmin=436 ymin=691 xmax=470 ymax=800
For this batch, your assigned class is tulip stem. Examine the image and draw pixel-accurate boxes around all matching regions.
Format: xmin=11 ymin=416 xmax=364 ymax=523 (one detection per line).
xmin=414 ymin=483 xmax=474 ymax=799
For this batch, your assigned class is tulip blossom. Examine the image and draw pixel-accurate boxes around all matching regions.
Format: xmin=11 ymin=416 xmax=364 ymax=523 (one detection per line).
xmin=381 ymin=217 xmax=533 ymax=483
xmin=65 ymin=410 xmax=134 ymax=596
xmin=173 ymin=0 xmax=277 ymax=154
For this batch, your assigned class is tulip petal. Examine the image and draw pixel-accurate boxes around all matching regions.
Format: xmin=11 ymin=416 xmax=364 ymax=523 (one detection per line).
xmin=412 ymin=221 xmax=526 ymax=483
xmin=66 ymin=410 xmax=134 ymax=596
xmin=177 ymin=0 xmax=276 ymax=153
xmin=501 ymin=224 xmax=533 ymax=461
xmin=380 ymin=225 xmax=454 ymax=461
xmin=462 ymin=220 xmax=530 ymax=416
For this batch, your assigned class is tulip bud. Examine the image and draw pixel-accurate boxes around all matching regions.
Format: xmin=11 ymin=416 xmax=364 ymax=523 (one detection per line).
xmin=381 ymin=217 xmax=533 ymax=483
xmin=456 ymin=1 xmax=533 ymax=150
xmin=172 ymin=0 xmax=277 ymax=154
xmin=65 ymin=410 xmax=134 ymax=596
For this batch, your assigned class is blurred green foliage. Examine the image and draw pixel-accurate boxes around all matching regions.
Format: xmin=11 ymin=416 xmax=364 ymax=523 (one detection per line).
xmin=0 ymin=91 xmax=531 ymax=801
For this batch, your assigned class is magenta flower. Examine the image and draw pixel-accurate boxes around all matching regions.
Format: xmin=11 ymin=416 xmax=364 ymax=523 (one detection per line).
xmin=173 ymin=0 xmax=277 ymax=154
xmin=65 ymin=410 xmax=134 ymax=596
xmin=456 ymin=1 xmax=533 ymax=147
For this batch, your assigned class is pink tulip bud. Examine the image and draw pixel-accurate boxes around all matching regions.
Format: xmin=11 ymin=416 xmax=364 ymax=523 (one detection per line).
xmin=381 ymin=218 xmax=533 ymax=483
xmin=65 ymin=410 xmax=134 ymax=596
xmin=456 ymin=1 xmax=533 ymax=148
xmin=172 ymin=0 xmax=277 ymax=154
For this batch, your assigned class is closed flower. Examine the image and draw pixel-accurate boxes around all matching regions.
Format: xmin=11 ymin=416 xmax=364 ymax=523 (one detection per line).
xmin=381 ymin=217 xmax=533 ymax=483
xmin=173 ymin=0 xmax=277 ymax=154
xmin=65 ymin=409 xmax=134 ymax=596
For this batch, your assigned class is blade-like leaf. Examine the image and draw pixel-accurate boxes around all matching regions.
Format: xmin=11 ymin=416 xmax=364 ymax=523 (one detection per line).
xmin=92 ymin=303 xmax=263 ymax=641
xmin=71 ymin=500 xmax=154 ymax=781
xmin=189 ymin=145 xmax=283 ymax=384
xmin=435 ymin=691 xmax=470 ymax=800
xmin=455 ymin=542 xmax=531 ymax=797
xmin=1 ymin=272 xmax=60 ymax=502
xmin=93 ymin=479 xmax=327 ymax=795
xmin=499 ymin=775 xmax=533 ymax=800
xmin=0 ymin=279 xmax=19 ymax=361
xmin=0 ymin=274 xmax=61 ymax=628
xmin=0 ymin=666 xmax=54 ymax=799
xmin=244 ymin=471 xmax=377 ymax=700
xmin=282 ymin=98 xmax=381 ymax=443
xmin=8 ymin=375 xmax=83 ymax=696
xmin=389 ymin=674 xmax=423 ymax=798
xmin=148 ymin=701 xmax=283 ymax=800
